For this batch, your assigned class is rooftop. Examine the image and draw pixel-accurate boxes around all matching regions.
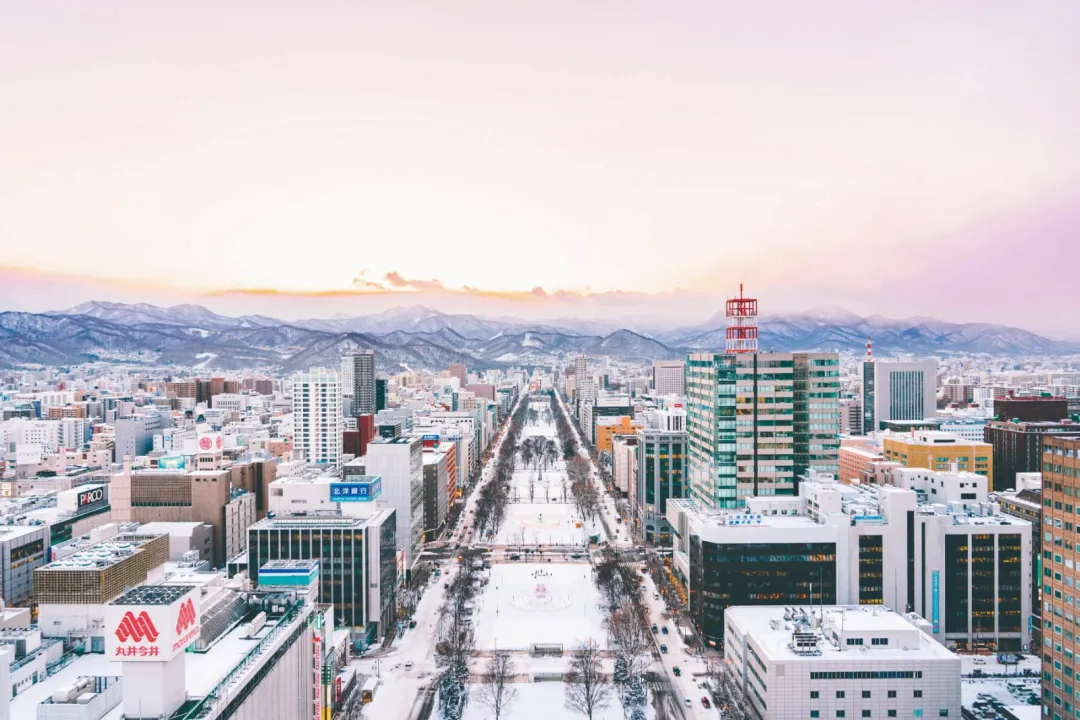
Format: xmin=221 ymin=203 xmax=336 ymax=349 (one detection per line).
xmin=40 ymin=533 xmax=164 ymax=572
xmin=726 ymin=605 xmax=957 ymax=663
xmin=111 ymin=585 xmax=193 ymax=606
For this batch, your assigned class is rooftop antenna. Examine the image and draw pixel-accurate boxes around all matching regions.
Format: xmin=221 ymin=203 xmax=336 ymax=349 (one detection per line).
xmin=866 ymin=337 xmax=873 ymax=362
xmin=725 ymin=283 xmax=759 ymax=355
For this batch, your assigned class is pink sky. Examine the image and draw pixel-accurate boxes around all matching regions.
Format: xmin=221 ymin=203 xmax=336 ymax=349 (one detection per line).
xmin=1 ymin=2 xmax=1078 ymax=333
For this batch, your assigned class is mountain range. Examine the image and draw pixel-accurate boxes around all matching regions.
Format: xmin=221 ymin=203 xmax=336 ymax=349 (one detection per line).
xmin=0 ymin=301 xmax=1074 ymax=371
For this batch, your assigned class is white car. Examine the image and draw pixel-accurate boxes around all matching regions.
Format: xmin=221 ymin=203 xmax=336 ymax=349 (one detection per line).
xmin=405 ymin=661 xmax=414 ymax=670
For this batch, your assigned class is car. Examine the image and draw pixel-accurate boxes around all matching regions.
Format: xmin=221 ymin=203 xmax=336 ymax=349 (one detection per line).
xmin=651 ymin=624 xmax=658 ymax=633
xmin=405 ymin=661 xmax=414 ymax=670
xmin=661 ymin=626 xmax=669 ymax=635
xmin=660 ymin=644 xmax=668 ymax=654
xmin=973 ymin=658 xmax=986 ymax=665
xmin=672 ymin=666 xmax=681 ymax=676
xmin=509 ymin=553 xmax=520 ymax=560
xmin=408 ymin=620 xmax=417 ymax=629
xmin=653 ymin=592 xmax=660 ymax=600
xmin=683 ymin=697 xmax=692 ymax=707
xmin=701 ymin=696 xmax=711 ymax=708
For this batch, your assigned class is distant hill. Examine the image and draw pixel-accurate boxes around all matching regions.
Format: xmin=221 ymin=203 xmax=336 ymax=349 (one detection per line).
xmin=0 ymin=302 xmax=1074 ymax=370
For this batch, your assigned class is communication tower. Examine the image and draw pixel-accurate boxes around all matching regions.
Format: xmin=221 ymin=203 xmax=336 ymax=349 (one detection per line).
xmin=725 ymin=283 xmax=758 ymax=354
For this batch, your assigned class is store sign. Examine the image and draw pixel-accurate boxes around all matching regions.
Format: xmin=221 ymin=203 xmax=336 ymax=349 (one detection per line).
xmin=931 ymin=571 xmax=940 ymax=634
xmin=77 ymin=486 xmax=105 ymax=508
xmin=330 ymin=477 xmax=382 ymax=502
xmin=105 ymin=588 xmax=201 ymax=662
xmin=197 ymin=433 xmax=223 ymax=452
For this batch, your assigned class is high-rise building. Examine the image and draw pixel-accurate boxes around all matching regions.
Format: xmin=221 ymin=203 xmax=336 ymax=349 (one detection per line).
xmin=984 ymin=418 xmax=1079 ymax=490
xmin=247 ymin=510 xmax=397 ymax=644
xmin=345 ymin=351 xmax=376 ymax=415
xmin=860 ymin=359 xmax=937 ymax=433
xmin=291 ymin=367 xmax=343 ymax=467
xmin=652 ymin=360 xmax=686 ymax=396
xmin=634 ymin=426 xmax=686 ymax=544
xmin=686 ymin=352 xmax=840 ymax=510
xmin=364 ymin=436 xmax=424 ymax=571
xmin=839 ymin=397 xmax=862 ymax=435
xmin=1041 ymin=435 xmax=1080 ymax=710
xmin=375 ymin=378 xmax=387 ymax=411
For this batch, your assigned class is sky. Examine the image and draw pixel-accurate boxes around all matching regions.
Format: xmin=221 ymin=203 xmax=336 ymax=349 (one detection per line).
xmin=1 ymin=2 xmax=1078 ymax=333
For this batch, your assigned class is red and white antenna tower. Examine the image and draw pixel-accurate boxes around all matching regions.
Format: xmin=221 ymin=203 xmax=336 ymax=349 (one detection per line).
xmin=866 ymin=337 xmax=873 ymax=362
xmin=725 ymin=283 xmax=758 ymax=354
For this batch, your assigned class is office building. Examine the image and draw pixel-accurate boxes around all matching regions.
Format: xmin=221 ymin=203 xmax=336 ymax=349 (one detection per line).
xmin=667 ymin=472 xmax=1030 ymax=649
xmin=1041 ymin=435 xmax=1080 ymax=712
xmin=991 ymin=475 xmax=1043 ymax=647
xmin=376 ymin=378 xmax=387 ymax=411
xmin=839 ymin=396 xmax=862 ymax=435
xmin=860 ymin=359 xmax=937 ymax=433
xmin=364 ymin=436 xmax=424 ymax=571
xmin=882 ymin=431 xmax=994 ymax=488
xmin=725 ymin=605 xmax=960 ymax=720
xmin=345 ymin=351 xmax=376 ymax=415
xmin=984 ymin=416 xmax=1078 ymax=492
xmin=291 ymin=367 xmax=343 ymax=467
xmin=248 ymin=510 xmax=397 ymax=644
xmin=838 ymin=445 xmax=885 ymax=484
xmin=652 ymin=360 xmax=686 ymax=396
xmin=634 ymin=427 xmax=686 ymax=544
xmin=422 ymin=451 xmax=449 ymax=541
xmin=686 ymin=352 xmax=840 ymax=510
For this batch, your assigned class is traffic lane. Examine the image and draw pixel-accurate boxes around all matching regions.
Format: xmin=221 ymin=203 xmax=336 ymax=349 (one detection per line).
xmin=640 ymin=573 xmax=716 ymax=718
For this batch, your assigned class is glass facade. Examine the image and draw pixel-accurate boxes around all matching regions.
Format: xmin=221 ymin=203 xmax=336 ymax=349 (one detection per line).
xmin=944 ymin=535 xmax=969 ymax=635
xmin=687 ymin=353 xmax=839 ymax=510
xmin=249 ymin=522 xmax=367 ymax=630
xmin=688 ymin=537 xmax=836 ymax=644
xmin=858 ymin=534 xmax=884 ymax=605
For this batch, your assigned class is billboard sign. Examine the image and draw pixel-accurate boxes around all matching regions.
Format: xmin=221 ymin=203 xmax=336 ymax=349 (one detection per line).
xmin=105 ymin=589 xmax=201 ymax=662
xmin=77 ymin=485 xmax=106 ymax=508
xmin=330 ymin=477 xmax=382 ymax=502
xmin=158 ymin=455 xmax=186 ymax=471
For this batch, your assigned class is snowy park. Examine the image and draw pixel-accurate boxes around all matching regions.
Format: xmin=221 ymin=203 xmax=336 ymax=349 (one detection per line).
xmin=461 ymin=682 xmax=653 ymax=720
xmin=473 ymin=563 xmax=608 ymax=651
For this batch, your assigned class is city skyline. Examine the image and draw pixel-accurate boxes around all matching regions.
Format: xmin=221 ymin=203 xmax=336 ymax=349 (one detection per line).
xmin=2 ymin=2 xmax=1079 ymax=332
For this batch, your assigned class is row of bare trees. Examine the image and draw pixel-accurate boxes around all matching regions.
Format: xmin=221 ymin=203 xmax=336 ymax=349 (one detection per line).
xmin=472 ymin=396 xmax=531 ymax=541
xmin=550 ymin=392 xmax=580 ymax=461
xmin=435 ymin=547 xmax=483 ymax=720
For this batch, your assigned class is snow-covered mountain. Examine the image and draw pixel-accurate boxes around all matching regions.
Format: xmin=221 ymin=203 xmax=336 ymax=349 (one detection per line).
xmin=3 ymin=302 xmax=1075 ymax=370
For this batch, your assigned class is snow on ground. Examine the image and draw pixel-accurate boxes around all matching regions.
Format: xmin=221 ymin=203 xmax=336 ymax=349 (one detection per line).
xmin=474 ymin=562 xmax=607 ymax=651
xmin=461 ymin=681 xmax=653 ymax=720
xmin=495 ymin=502 xmax=597 ymax=547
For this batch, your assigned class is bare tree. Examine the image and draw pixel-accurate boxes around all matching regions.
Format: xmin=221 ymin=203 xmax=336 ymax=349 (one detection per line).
xmin=477 ymin=650 xmax=519 ymax=720
xmin=564 ymin=640 xmax=612 ymax=720
xmin=606 ymin=608 xmax=652 ymax=681
xmin=707 ymin=658 xmax=751 ymax=720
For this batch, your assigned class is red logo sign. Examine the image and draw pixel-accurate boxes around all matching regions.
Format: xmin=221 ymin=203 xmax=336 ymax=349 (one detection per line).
xmin=176 ymin=598 xmax=197 ymax=634
xmin=115 ymin=611 xmax=159 ymax=643
xmin=198 ymin=437 xmax=212 ymax=451
xmin=216 ymin=436 xmax=223 ymax=449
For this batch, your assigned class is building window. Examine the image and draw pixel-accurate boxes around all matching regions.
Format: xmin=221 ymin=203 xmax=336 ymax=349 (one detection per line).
xmin=811 ymin=713 xmax=819 ymax=719
xmin=863 ymin=691 xmax=872 ymax=699
xmin=811 ymin=691 xmax=820 ymax=699
xmin=837 ymin=713 xmax=846 ymax=719
xmin=914 ymin=690 xmax=923 ymax=698
xmin=837 ymin=691 xmax=846 ymax=699
xmin=862 ymin=712 xmax=872 ymax=718
xmin=888 ymin=691 xmax=897 ymax=698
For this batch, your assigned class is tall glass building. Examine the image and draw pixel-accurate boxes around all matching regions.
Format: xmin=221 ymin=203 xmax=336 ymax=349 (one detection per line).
xmin=687 ymin=352 xmax=840 ymax=509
